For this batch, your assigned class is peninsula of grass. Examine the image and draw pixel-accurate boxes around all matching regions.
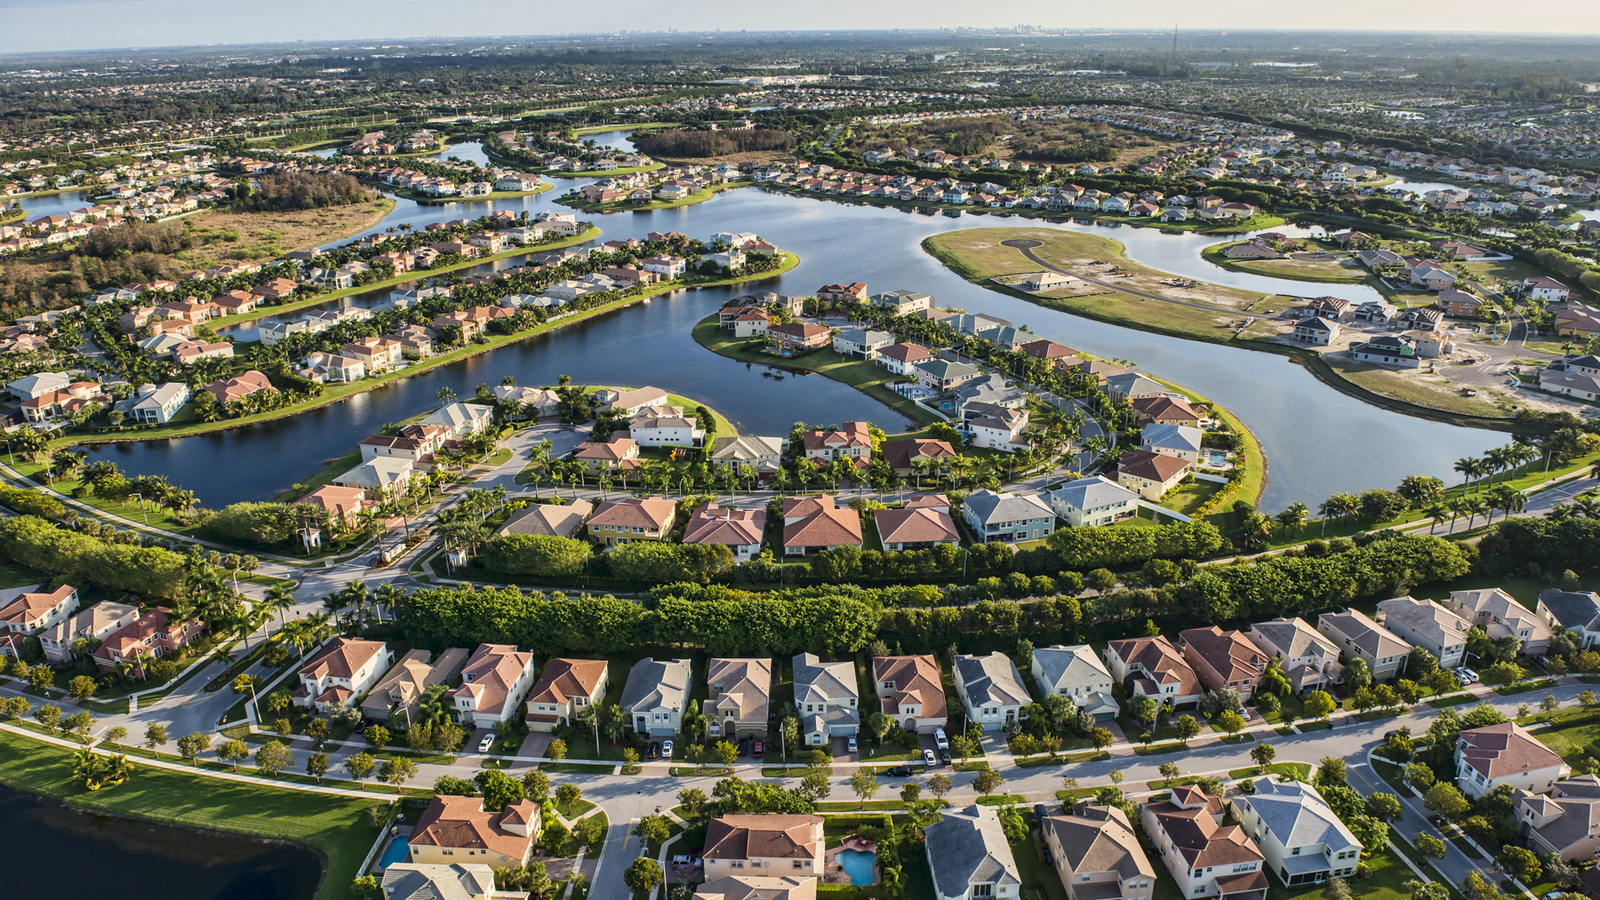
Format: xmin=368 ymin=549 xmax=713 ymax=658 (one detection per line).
xmin=55 ymin=251 xmax=797 ymax=452
xmin=1200 ymin=242 xmax=1369 ymax=285
xmin=558 ymin=181 xmax=747 ymax=213
xmin=0 ymin=728 xmax=385 ymax=900
xmin=375 ymin=182 xmax=554 ymax=204
xmin=206 ymin=225 xmax=602 ymax=331
xmin=540 ymin=163 xmax=664 ymax=178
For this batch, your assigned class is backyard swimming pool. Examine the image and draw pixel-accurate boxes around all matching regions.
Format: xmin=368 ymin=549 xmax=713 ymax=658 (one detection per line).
xmin=837 ymin=848 xmax=877 ymax=885
xmin=377 ymin=838 xmax=410 ymax=870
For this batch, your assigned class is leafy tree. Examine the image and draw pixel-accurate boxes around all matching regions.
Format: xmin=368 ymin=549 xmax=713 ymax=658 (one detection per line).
xmin=634 ymin=815 xmax=671 ymax=855
xmin=68 ymin=675 xmax=97 ymax=701
xmin=1089 ymin=727 xmax=1114 ymax=750
xmin=1174 ymin=714 xmax=1201 ymax=745
xmin=1317 ymin=757 xmax=1347 ymax=785
xmin=364 ymin=725 xmax=390 ymax=750
xmin=1496 ymin=846 xmax=1541 ymax=885
xmin=900 ymin=783 xmax=921 ymax=804
xmin=799 ymin=771 xmax=832 ymax=802
xmin=176 ymin=732 xmax=210 ymax=765
xmin=475 ymin=770 xmax=526 ymax=811
xmin=255 ymin=740 xmax=293 ymax=777
xmin=1405 ymin=762 xmax=1437 ymax=792
xmin=1424 ymin=782 xmax=1471 ymax=821
xmin=547 ymin=738 xmax=567 ymax=762
xmin=217 ymin=739 xmax=250 ymax=771
xmin=381 ymin=757 xmax=418 ymax=791
xmin=306 ymin=752 xmax=329 ymax=783
xmin=1304 ymin=691 xmax=1337 ymax=721
xmin=1215 ymin=710 xmax=1245 ymax=736
xmin=1250 ymin=743 xmax=1276 ymax=772
xmin=927 ymin=773 xmax=952 ymax=799
xmin=1366 ymin=792 xmax=1402 ymax=823
xmin=972 ymin=768 xmax=1004 ymax=798
xmin=555 ymin=782 xmax=582 ymax=812
xmin=345 ymin=752 xmax=377 ymax=789
xmin=523 ymin=771 xmax=551 ymax=805
xmin=1415 ymin=834 xmax=1448 ymax=860
xmin=849 ymin=771 xmax=880 ymax=807
xmin=623 ymin=858 xmax=662 ymax=895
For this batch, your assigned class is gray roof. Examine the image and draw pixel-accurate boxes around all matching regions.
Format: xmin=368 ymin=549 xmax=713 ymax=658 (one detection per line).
xmin=1247 ymin=618 xmax=1339 ymax=663
xmin=1042 ymin=802 xmax=1155 ymax=883
xmin=794 ymin=652 xmax=858 ymax=708
xmin=1233 ymin=779 xmax=1361 ymax=855
xmin=926 ymin=805 xmax=1022 ymax=896
xmin=1140 ymin=423 xmax=1202 ymax=454
xmin=1540 ymin=589 xmax=1600 ymax=632
xmin=381 ymin=863 xmax=497 ymax=900
xmin=964 ymin=489 xmax=1053 ymax=526
xmin=957 ymin=374 xmax=1026 ymax=408
xmin=913 ymin=359 xmax=980 ymax=381
xmin=620 ymin=657 xmax=692 ymax=714
xmin=1032 ymin=644 xmax=1113 ymax=693
xmin=1375 ymin=596 xmax=1469 ymax=650
xmin=954 ymin=652 xmax=1030 ymax=708
xmin=1319 ymin=608 xmax=1410 ymax=660
xmin=1046 ymin=476 xmax=1139 ymax=514
xmin=835 ymin=328 xmax=893 ymax=346
xmin=1105 ymin=372 xmax=1162 ymax=396
xmin=1521 ymin=775 xmax=1600 ymax=852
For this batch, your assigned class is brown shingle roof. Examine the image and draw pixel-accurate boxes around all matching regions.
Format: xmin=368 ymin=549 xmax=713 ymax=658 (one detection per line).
xmin=872 ymin=655 xmax=948 ymax=721
xmin=410 ymin=795 xmax=538 ymax=860
xmin=703 ymin=815 xmax=822 ymax=861
xmin=783 ymin=507 xmax=863 ymax=549
xmin=1459 ymin=722 xmax=1565 ymax=780
xmin=589 ymin=497 xmax=675 ymax=529
xmin=299 ymin=637 xmax=388 ymax=681
xmin=873 ymin=506 xmax=958 ymax=545
xmin=526 ymin=658 xmax=608 ymax=705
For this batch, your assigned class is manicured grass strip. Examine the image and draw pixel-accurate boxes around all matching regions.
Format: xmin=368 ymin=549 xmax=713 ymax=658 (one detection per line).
xmin=1134 ymin=742 xmax=1191 ymax=756
xmin=1227 ymin=762 xmax=1312 ymax=781
xmin=952 ymin=761 xmax=991 ymax=772
xmin=1295 ymin=720 xmax=1333 ymax=732
xmin=1428 ymin=693 xmax=1480 ymax=708
xmin=1495 ymin=679 xmax=1557 ymax=696
xmin=0 ymin=729 xmax=384 ymax=900
xmin=975 ymin=794 xmax=1028 ymax=806
xmin=554 ymin=798 xmax=596 ymax=819
xmin=668 ymin=766 xmax=733 ymax=777
xmin=542 ymin=763 xmax=614 ymax=775
xmin=1015 ymin=750 xmax=1109 ymax=768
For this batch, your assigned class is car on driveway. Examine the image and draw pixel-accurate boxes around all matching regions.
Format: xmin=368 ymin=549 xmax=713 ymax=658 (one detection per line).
xmin=846 ymin=736 xmax=857 ymax=754
xmin=648 ymin=741 xmax=660 ymax=760
xmin=933 ymin=727 xmax=949 ymax=750
xmin=662 ymin=740 xmax=674 ymax=759
xmin=1457 ymin=667 xmax=1479 ymax=684
xmin=885 ymin=765 xmax=912 ymax=778
xmin=923 ymin=749 xmax=938 ymax=767
xmin=752 ymin=739 xmax=763 ymax=759
xmin=478 ymin=734 xmax=495 ymax=753
xmin=737 ymin=736 xmax=751 ymax=757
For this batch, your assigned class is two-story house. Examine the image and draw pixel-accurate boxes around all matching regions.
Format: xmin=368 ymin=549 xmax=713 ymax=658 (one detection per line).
xmin=1230 ymin=779 xmax=1362 ymax=887
xmin=1244 ymin=618 xmax=1343 ymax=695
xmin=1043 ymin=476 xmax=1139 ymax=528
xmin=408 ymin=795 xmax=541 ymax=870
xmin=1179 ymin=626 xmax=1269 ymax=698
xmin=710 ymin=435 xmax=786 ymax=475
xmin=524 ymin=658 xmax=610 ymax=733
xmin=953 ymin=652 xmax=1030 ymax=732
xmin=1042 ymin=800 xmax=1157 ymax=900
xmin=40 ymin=600 xmax=138 ymax=663
xmin=801 ymin=422 xmax=872 ymax=466
xmin=962 ymin=489 xmax=1055 ymax=544
xmin=1445 ymin=588 xmax=1551 ymax=657
xmin=1316 ymin=609 xmax=1411 ymax=682
xmin=450 ymin=644 xmax=536 ymax=728
xmin=1105 ymin=636 xmax=1202 ymax=712
xmin=832 ymin=328 xmax=894 ymax=361
xmin=872 ymin=655 xmax=948 ymax=735
xmin=794 ymin=652 xmax=859 ymax=747
xmin=871 ymin=289 xmax=934 ymax=316
xmin=1516 ymin=774 xmax=1600 ymax=861
xmin=1141 ymin=786 xmax=1267 ymax=900
xmin=292 ymin=637 xmax=394 ymax=709
xmin=621 ymin=657 xmax=693 ymax=736
xmin=360 ymin=647 xmax=469 ymax=727
xmin=1456 ymin=722 xmax=1569 ymax=800
xmin=1031 ymin=644 xmax=1119 ymax=721
xmin=1537 ymin=589 xmax=1600 ymax=649
xmin=587 ymin=497 xmax=677 ymax=547
xmin=927 ymin=805 xmax=1022 ymax=900
xmin=703 ymin=814 xmax=824 ymax=881
xmin=1375 ymin=596 xmax=1469 ymax=670
xmin=90 ymin=608 xmax=204 ymax=674
xmin=704 ymin=657 xmax=774 ymax=739
xmin=0 ymin=585 xmax=80 ymax=635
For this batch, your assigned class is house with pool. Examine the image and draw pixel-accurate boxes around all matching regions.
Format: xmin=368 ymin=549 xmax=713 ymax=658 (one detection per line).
xmin=702 ymin=814 xmax=824 ymax=881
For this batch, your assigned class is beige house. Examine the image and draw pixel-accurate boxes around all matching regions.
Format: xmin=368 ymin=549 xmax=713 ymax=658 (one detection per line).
xmin=293 ymin=637 xmax=394 ymax=709
xmin=1375 ymin=596 xmax=1469 ymax=670
xmin=0 ymin=585 xmax=80 ymax=635
xmin=1116 ymin=450 xmax=1192 ymax=501
xmin=1244 ymin=618 xmax=1343 ymax=694
xmin=39 ymin=599 xmax=138 ymax=663
xmin=1445 ymin=588 xmax=1551 ymax=656
xmin=702 ymin=814 xmax=824 ymax=881
xmin=450 ymin=644 xmax=537 ymax=728
xmin=926 ymin=805 xmax=1023 ymax=900
xmin=1316 ymin=609 xmax=1411 ymax=682
xmin=1141 ymin=786 xmax=1266 ymax=900
xmin=360 ymin=647 xmax=469 ymax=727
xmin=1104 ymin=636 xmax=1202 ymax=711
xmin=382 ymin=862 xmax=525 ymax=900
xmin=622 ymin=657 xmax=694 ymax=736
xmin=408 ymin=795 xmax=540 ymax=870
xmin=1042 ymin=800 xmax=1157 ymax=900
xmin=694 ymin=875 xmax=817 ymax=900
xmin=704 ymin=657 xmax=774 ymax=739
xmin=1456 ymin=722 xmax=1569 ymax=800
xmin=952 ymin=651 xmax=1030 ymax=732
xmin=524 ymin=658 xmax=610 ymax=733
xmin=497 ymin=499 xmax=593 ymax=539
xmin=1517 ymin=775 xmax=1600 ymax=861
xmin=794 ymin=652 xmax=859 ymax=747
xmin=872 ymin=655 xmax=949 ymax=734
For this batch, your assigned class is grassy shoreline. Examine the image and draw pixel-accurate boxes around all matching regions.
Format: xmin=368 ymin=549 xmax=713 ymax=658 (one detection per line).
xmin=1199 ymin=242 xmax=1369 ymax=285
xmin=60 ymin=252 xmax=800 ymax=451
xmin=921 ymin=230 xmax=1529 ymax=434
xmin=557 ymin=181 xmax=747 ymax=213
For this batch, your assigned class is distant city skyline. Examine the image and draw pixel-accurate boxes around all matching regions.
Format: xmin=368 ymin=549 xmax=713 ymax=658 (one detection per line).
xmin=1 ymin=2 xmax=1598 ymax=56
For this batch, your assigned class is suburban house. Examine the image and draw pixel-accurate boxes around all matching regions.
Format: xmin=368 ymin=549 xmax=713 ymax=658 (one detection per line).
xmin=1316 ymin=608 xmax=1411 ymax=682
xmin=628 ymin=413 xmax=704 ymax=448
xmin=450 ymin=644 xmax=536 ymax=727
xmin=871 ymin=289 xmax=934 ymax=315
xmin=621 ymin=657 xmax=694 ymax=736
xmin=1132 ymin=396 xmax=1204 ymax=428
xmin=360 ymin=648 xmax=469 ymax=727
xmin=90 ymin=608 xmax=204 ymax=674
xmin=964 ymin=404 xmax=1030 ymax=453
xmin=876 ymin=342 xmax=935 ymax=375
xmin=872 ymin=655 xmax=948 ymax=734
xmin=711 ymin=435 xmax=787 ymax=475
xmin=292 ymin=637 xmax=394 ymax=709
xmin=1141 ymin=786 xmax=1267 ymax=900
xmin=1455 ymin=722 xmax=1569 ymax=799
xmin=1348 ymin=335 xmax=1421 ymax=369
xmin=1140 ymin=424 xmax=1204 ymax=465
xmin=1445 ymin=588 xmax=1551 ymax=656
xmin=1017 ymin=338 xmax=1082 ymax=369
xmin=683 ymin=503 xmax=767 ymax=561
xmin=1229 ymin=780 xmax=1362 ymax=887
xmin=1291 ymin=316 xmax=1340 ymax=346
xmin=962 ymin=489 xmax=1055 ymax=544
xmin=1044 ymin=476 xmax=1139 ymax=527
xmin=816 ymin=283 xmax=869 ymax=304
xmin=421 ymin=402 xmax=495 ymax=439
xmin=1525 ymin=276 xmax=1572 ymax=303
xmin=909 ymin=359 xmax=982 ymax=392
xmin=333 ymin=457 xmax=414 ymax=500
xmin=878 ymin=438 xmax=957 ymax=478
xmin=1374 ymin=596 xmax=1469 ymax=670
xmin=926 ymin=805 xmax=1022 ymax=900
xmin=1105 ymin=373 xmax=1166 ymax=403
xmin=794 ymin=652 xmax=859 ymax=747
xmin=704 ymin=658 xmax=774 ymax=739
xmin=781 ymin=495 xmax=864 ymax=555
xmin=587 ymin=497 xmax=677 ymax=547
xmin=801 ymin=421 xmax=873 ymax=466
xmin=360 ymin=424 xmax=449 ymax=468
xmin=832 ymin=328 xmax=894 ymax=360
xmin=1536 ymin=589 xmax=1600 ymax=648
xmin=1178 ymin=626 xmax=1269 ymax=698
xmin=702 ymin=814 xmax=825 ymax=881
xmin=1031 ymin=644 xmax=1119 ymax=721
xmin=39 ymin=599 xmax=137 ymax=663
xmin=117 ymin=382 xmax=191 ymax=424
xmin=693 ymin=875 xmax=816 ymax=900
xmin=408 ymin=795 xmax=540 ymax=870
xmin=1104 ymin=636 xmax=1203 ymax=711
xmin=1244 ymin=618 xmax=1343 ymax=694
xmin=496 ymin=499 xmax=593 ymax=540
xmin=382 ymin=862 xmax=524 ymax=900
xmin=953 ymin=652 xmax=1031 ymax=732
xmin=1516 ymin=775 xmax=1600 ymax=861
xmin=524 ymin=658 xmax=610 ymax=733
xmin=0 ymin=584 xmax=80 ymax=634
xmin=873 ymin=502 xmax=959 ymax=552
xmin=1116 ymin=449 xmax=1192 ymax=501
xmin=573 ymin=437 xmax=641 ymax=472
xmin=767 ymin=322 xmax=831 ymax=355
xmin=1043 ymin=800 xmax=1157 ymax=900
xmin=596 ymin=385 xmax=670 ymax=417
xmin=1437 ymin=289 xmax=1486 ymax=318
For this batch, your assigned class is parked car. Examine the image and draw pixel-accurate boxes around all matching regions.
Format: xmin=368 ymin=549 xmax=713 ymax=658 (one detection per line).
xmin=846 ymin=735 xmax=857 ymax=753
xmin=752 ymin=739 xmax=764 ymax=759
xmin=648 ymin=741 xmax=660 ymax=760
xmin=478 ymin=734 xmax=495 ymax=753
xmin=737 ymin=736 xmax=751 ymax=757
xmin=923 ymin=748 xmax=938 ymax=767
xmin=661 ymin=739 xmax=673 ymax=759
xmin=933 ymin=727 xmax=949 ymax=750
xmin=1457 ymin=667 xmax=1479 ymax=684
xmin=885 ymin=766 xmax=912 ymax=778
xmin=938 ymin=748 xmax=951 ymax=766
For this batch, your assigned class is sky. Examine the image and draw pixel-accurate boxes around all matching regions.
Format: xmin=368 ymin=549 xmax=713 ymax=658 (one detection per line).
xmin=1 ymin=0 xmax=1598 ymax=56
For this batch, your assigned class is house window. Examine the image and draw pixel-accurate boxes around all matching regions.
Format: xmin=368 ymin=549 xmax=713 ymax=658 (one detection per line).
xmin=1292 ymin=848 xmax=1300 ymax=856
xmin=973 ymin=885 xmax=993 ymax=898
xmin=794 ymin=861 xmax=804 ymax=869
xmin=1233 ymin=864 xmax=1255 ymax=873
xmin=731 ymin=861 xmax=743 ymax=869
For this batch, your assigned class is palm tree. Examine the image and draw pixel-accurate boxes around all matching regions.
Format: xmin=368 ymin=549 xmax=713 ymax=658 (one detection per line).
xmin=1454 ymin=457 xmax=1481 ymax=493
xmin=1487 ymin=485 xmax=1526 ymax=522
xmin=1463 ymin=497 xmax=1488 ymax=530
xmin=1423 ymin=502 xmax=1450 ymax=535
xmin=265 ymin=583 xmax=296 ymax=627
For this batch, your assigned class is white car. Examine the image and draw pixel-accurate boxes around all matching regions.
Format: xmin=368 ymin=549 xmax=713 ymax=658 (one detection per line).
xmin=933 ymin=727 xmax=949 ymax=750
xmin=478 ymin=734 xmax=495 ymax=753
xmin=1457 ymin=667 xmax=1479 ymax=685
xmin=923 ymin=748 xmax=938 ymax=767
xmin=661 ymin=739 xmax=674 ymax=759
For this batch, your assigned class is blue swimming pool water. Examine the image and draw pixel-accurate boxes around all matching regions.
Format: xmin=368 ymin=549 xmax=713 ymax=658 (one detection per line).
xmin=1208 ymin=453 xmax=1228 ymax=466
xmin=838 ymin=849 xmax=876 ymax=886
xmin=378 ymin=838 xmax=410 ymax=869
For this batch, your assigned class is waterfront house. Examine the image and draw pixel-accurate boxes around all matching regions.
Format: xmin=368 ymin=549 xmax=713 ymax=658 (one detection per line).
xmin=408 ymin=795 xmax=540 ymax=870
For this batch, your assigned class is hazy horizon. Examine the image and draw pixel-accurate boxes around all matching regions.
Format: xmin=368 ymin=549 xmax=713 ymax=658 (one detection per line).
xmin=1 ymin=2 xmax=1598 ymax=57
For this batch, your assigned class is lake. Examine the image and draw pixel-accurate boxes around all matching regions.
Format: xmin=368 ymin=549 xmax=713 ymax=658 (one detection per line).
xmin=0 ymin=785 xmax=321 ymax=900
xmin=42 ymin=140 xmax=1504 ymax=512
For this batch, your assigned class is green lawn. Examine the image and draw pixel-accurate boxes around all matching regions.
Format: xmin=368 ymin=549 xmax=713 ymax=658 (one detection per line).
xmin=1532 ymin=708 xmax=1600 ymax=769
xmin=0 ymin=729 xmax=385 ymax=900
xmin=1227 ymin=762 xmax=1313 ymax=781
xmin=1264 ymin=846 xmax=1413 ymax=900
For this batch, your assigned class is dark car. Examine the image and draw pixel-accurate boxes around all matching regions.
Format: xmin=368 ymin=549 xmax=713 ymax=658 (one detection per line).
xmin=648 ymin=741 xmax=660 ymax=760
xmin=737 ymin=736 xmax=752 ymax=757
xmin=938 ymin=748 xmax=951 ymax=766
xmin=1034 ymin=803 xmax=1052 ymax=822
xmin=885 ymin=766 xmax=912 ymax=778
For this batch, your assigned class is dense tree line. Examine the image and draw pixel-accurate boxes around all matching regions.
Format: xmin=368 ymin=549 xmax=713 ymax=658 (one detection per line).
xmin=632 ymin=128 xmax=794 ymax=158
xmin=79 ymin=220 xmax=193 ymax=258
xmin=1477 ymin=517 xmax=1600 ymax=577
xmin=0 ymin=515 xmax=187 ymax=598
xmin=235 ymin=172 xmax=371 ymax=212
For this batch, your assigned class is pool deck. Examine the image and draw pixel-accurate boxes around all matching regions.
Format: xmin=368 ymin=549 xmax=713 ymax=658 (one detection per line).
xmin=371 ymin=826 xmax=415 ymax=874
xmin=823 ymin=838 xmax=880 ymax=886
